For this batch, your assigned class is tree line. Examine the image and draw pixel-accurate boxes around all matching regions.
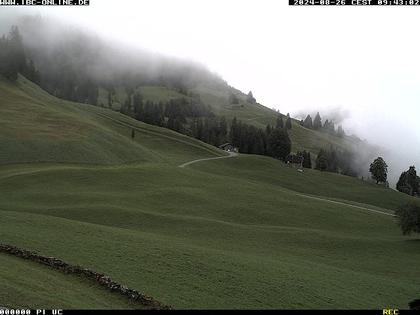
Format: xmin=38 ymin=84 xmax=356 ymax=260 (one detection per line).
xmin=300 ymin=112 xmax=345 ymax=138
xmin=314 ymin=147 xmax=359 ymax=177
xmin=126 ymin=96 xmax=294 ymax=161
xmin=361 ymin=157 xmax=420 ymax=236
xmin=369 ymin=157 xmax=419 ymax=198
xmin=393 ymin=164 xmax=420 ymax=236
xmin=396 ymin=166 xmax=419 ymax=197
xmin=0 ymin=26 xmax=39 ymax=83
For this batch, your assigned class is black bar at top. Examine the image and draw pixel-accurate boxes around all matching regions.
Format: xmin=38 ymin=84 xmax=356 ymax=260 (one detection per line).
xmin=289 ymin=0 xmax=420 ymax=5
xmin=0 ymin=0 xmax=89 ymax=5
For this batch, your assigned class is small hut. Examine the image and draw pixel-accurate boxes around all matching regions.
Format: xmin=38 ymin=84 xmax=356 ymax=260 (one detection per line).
xmin=219 ymin=143 xmax=238 ymax=153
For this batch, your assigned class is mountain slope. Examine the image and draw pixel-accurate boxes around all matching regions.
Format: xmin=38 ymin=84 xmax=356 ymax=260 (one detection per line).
xmin=0 ymin=75 xmax=224 ymax=166
xmin=0 ymin=77 xmax=419 ymax=309
xmin=13 ymin=17 xmax=369 ymax=160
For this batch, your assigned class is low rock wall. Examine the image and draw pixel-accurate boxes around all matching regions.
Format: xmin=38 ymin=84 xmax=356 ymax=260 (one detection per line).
xmin=0 ymin=243 xmax=170 ymax=310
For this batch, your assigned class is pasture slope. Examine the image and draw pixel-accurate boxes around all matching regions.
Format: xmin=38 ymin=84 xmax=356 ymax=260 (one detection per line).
xmin=0 ymin=76 xmax=419 ymax=309
xmin=100 ymin=79 xmax=367 ymax=155
xmin=0 ymin=253 xmax=142 ymax=309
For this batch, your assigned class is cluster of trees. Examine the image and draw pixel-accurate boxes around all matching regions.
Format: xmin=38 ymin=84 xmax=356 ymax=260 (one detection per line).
xmin=124 ymin=94 xmax=293 ymax=160
xmin=0 ymin=26 xmax=99 ymax=104
xmin=287 ymin=151 xmax=312 ymax=168
xmin=395 ymin=202 xmax=420 ymax=235
xmin=246 ymin=91 xmax=256 ymax=104
xmin=229 ymin=115 xmax=298 ymax=161
xmin=364 ymin=157 xmax=420 ymax=236
xmin=0 ymin=26 xmax=39 ymax=83
xmin=315 ymin=147 xmax=359 ymax=176
xmin=62 ymin=79 xmax=99 ymax=105
xmin=230 ymin=117 xmax=269 ymax=155
xmin=301 ymin=112 xmax=345 ymax=137
xmin=366 ymin=160 xmax=420 ymax=236
xmin=396 ymin=166 xmax=419 ymax=197
xmin=191 ymin=116 xmax=229 ymax=147
xmin=121 ymin=92 xmax=213 ymax=127
xmin=274 ymin=114 xmax=292 ymax=130
xmin=369 ymin=159 xmax=420 ymax=197
xmin=266 ymin=128 xmax=291 ymax=160
xmin=229 ymin=93 xmax=240 ymax=105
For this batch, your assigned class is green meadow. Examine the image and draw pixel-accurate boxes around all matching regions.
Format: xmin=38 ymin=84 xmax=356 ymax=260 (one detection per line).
xmin=0 ymin=253 xmax=140 ymax=309
xmin=0 ymin=76 xmax=419 ymax=309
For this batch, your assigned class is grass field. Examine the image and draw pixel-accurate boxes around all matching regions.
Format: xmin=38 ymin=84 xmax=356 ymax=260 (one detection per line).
xmin=0 ymin=76 xmax=419 ymax=309
xmin=0 ymin=253 xmax=140 ymax=309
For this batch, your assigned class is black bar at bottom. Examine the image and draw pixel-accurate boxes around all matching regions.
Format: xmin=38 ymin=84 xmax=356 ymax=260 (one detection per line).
xmin=5 ymin=310 xmax=418 ymax=315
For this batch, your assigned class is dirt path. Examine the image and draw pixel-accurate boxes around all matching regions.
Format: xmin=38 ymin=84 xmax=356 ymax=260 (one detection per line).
xmin=178 ymin=151 xmax=238 ymax=168
xmin=179 ymin=152 xmax=396 ymax=217
xmin=291 ymin=191 xmax=396 ymax=217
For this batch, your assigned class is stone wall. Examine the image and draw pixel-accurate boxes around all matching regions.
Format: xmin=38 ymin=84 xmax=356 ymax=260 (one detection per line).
xmin=0 ymin=243 xmax=171 ymax=310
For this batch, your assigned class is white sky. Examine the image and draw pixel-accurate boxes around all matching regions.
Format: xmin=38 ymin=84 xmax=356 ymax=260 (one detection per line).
xmin=2 ymin=0 xmax=420 ymax=175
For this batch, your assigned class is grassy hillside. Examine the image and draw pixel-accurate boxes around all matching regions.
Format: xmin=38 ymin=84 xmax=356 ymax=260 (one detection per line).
xmin=193 ymin=82 xmax=369 ymax=155
xmin=0 ymin=77 xmax=419 ymax=309
xmin=98 ymin=80 xmax=364 ymax=155
xmin=0 ymin=75 xmax=224 ymax=166
xmin=190 ymin=154 xmax=415 ymax=211
xmin=0 ymin=253 xmax=140 ymax=309
xmin=14 ymin=16 xmax=365 ymax=157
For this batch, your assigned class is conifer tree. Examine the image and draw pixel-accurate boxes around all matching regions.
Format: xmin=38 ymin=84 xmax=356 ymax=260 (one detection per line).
xmin=302 ymin=151 xmax=312 ymax=168
xmin=276 ymin=115 xmax=284 ymax=129
xmin=219 ymin=116 xmax=228 ymax=141
xmin=286 ymin=113 xmax=292 ymax=130
xmin=267 ymin=128 xmax=291 ymax=161
xmin=407 ymin=166 xmax=419 ymax=196
xmin=0 ymin=26 xmax=27 ymax=81
xmin=228 ymin=93 xmax=239 ymax=104
xmin=397 ymin=166 xmax=419 ymax=196
xmin=395 ymin=202 xmax=420 ymax=235
xmin=246 ymin=91 xmax=256 ymax=104
xmin=265 ymin=124 xmax=272 ymax=136
xmin=303 ymin=115 xmax=313 ymax=129
xmin=337 ymin=125 xmax=345 ymax=138
xmin=315 ymin=149 xmax=328 ymax=171
xmin=313 ymin=112 xmax=322 ymax=130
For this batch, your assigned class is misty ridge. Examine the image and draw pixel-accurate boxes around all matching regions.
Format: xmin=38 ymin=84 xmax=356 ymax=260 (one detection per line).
xmin=294 ymin=105 xmax=420 ymax=186
xmin=1 ymin=13 xmax=418 ymax=187
xmin=13 ymin=15 xmax=227 ymax=96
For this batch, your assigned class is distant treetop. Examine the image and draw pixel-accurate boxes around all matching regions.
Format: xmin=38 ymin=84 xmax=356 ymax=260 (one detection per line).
xmin=246 ymin=91 xmax=256 ymax=104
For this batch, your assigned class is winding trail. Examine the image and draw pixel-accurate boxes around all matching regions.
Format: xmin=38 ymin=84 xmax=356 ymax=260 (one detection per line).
xmin=292 ymin=192 xmax=396 ymax=217
xmin=178 ymin=152 xmax=396 ymax=217
xmin=178 ymin=151 xmax=238 ymax=168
